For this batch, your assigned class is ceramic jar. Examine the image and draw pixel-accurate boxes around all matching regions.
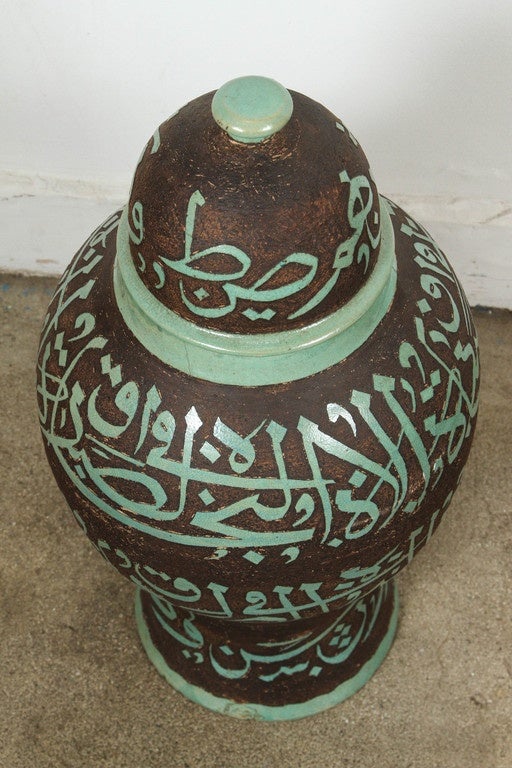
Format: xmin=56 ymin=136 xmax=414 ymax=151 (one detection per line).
xmin=37 ymin=76 xmax=479 ymax=720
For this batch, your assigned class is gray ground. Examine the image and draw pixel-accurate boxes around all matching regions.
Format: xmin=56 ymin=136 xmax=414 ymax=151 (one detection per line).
xmin=1 ymin=274 xmax=510 ymax=768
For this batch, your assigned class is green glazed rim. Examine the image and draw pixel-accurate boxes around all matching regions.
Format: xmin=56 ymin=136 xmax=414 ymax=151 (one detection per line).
xmin=135 ymin=583 xmax=399 ymax=721
xmin=113 ymin=198 xmax=397 ymax=386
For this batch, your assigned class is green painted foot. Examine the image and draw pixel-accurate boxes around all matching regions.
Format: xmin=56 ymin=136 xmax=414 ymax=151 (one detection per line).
xmin=135 ymin=580 xmax=398 ymax=721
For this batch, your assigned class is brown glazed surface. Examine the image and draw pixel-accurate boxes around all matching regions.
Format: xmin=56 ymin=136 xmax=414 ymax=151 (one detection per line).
xmin=127 ymin=91 xmax=381 ymax=333
xmin=139 ymin=581 xmax=396 ymax=706
xmin=37 ymin=85 xmax=479 ymax=711
xmin=37 ymin=201 xmax=479 ymax=625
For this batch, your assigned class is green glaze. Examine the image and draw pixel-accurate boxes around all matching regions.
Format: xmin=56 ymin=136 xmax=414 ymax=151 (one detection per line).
xmin=211 ymin=76 xmax=293 ymax=143
xmin=39 ymin=204 xmax=478 ymax=558
xmin=113 ymin=198 xmax=396 ymax=386
xmin=126 ymin=133 xmax=380 ymax=326
xmin=36 ymin=73 xmax=481 ymax=723
xmin=135 ymin=582 xmax=399 ymax=721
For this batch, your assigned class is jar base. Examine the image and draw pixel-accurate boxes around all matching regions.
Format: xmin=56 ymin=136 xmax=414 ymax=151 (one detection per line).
xmin=135 ymin=580 xmax=398 ymax=721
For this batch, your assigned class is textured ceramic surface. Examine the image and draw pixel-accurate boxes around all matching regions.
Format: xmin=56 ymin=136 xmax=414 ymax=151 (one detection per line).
xmin=37 ymin=76 xmax=479 ymax=720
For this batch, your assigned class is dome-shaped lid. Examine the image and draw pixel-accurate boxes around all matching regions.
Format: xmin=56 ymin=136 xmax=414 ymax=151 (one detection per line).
xmin=122 ymin=76 xmax=382 ymax=335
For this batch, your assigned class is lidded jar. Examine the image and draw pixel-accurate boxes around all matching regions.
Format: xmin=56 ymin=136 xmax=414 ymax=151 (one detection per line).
xmin=37 ymin=76 xmax=479 ymax=720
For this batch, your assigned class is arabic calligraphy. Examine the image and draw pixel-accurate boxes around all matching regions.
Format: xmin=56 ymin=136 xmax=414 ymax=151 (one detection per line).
xmin=128 ymin=122 xmax=380 ymax=322
xmin=76 ymin=491 xmax=451 ymax=624
xmin=152 ymin=580 xmax=394 ymax=684
xmin=133 ymin=577 xmax=397 ymax=699
xmin=37 ymin=197 xmax=478 ymax=627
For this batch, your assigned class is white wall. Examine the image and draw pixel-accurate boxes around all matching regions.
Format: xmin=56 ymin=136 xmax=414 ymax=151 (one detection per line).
xmin=1 ymin=0 xmax=511 ymax=306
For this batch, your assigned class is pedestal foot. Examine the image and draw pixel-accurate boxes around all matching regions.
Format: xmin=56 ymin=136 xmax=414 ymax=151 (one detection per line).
xmin=135 ymin=579 xmax=398 ymax=721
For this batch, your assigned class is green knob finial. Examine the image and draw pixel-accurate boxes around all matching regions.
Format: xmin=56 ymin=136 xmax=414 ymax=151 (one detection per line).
xmin=212 ymin=76 xmax=293 ymax=144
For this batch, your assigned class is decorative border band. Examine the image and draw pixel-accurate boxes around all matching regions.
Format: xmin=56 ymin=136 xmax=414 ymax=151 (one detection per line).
xmin=135 ymin=582 xmax=399 ymax=721
xmin=113 ymin=198 xmax=397 ymax=386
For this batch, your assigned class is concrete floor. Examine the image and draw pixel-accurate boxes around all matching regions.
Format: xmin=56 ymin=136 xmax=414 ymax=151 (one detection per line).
xmin=1 ymin=274 xmax=511 ymax=768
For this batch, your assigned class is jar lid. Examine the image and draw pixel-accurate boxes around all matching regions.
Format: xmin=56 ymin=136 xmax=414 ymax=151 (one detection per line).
xmin=121 ymin=76 xmax=383 ymax=336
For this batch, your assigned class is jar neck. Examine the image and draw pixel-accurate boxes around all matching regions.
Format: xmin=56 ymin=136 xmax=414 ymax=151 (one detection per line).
xmin=113 ymin=198 xmax=397 ymax=386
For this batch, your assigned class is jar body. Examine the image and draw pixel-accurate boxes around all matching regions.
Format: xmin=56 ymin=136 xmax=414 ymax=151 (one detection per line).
xmin=37 ymin=198 xmax=479 ymax=718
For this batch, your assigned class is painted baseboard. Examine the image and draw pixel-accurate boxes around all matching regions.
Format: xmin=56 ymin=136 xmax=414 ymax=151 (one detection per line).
xmin=0 ymin=172 xmax=510 ymax=309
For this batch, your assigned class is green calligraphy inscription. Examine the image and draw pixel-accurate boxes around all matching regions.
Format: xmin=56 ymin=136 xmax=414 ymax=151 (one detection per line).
xmin=38 ymin=203 xmax=477 ymax=701
xmin=74 ymin=492 xmax=451 ymax=625
xmin=37 ymin=150 xmax=479 ymax=716
xmin=38 ymin=202 xmax=478 ymax=565
xmin=127 ymin=121 xmax=380 ymax=321
xmin=136 ymin=579 xmax=397 ymax=694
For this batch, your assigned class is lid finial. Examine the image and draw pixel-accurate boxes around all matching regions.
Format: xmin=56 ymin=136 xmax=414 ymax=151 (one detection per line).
xmin=212 ymin=76 xmax=293 ymax=144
